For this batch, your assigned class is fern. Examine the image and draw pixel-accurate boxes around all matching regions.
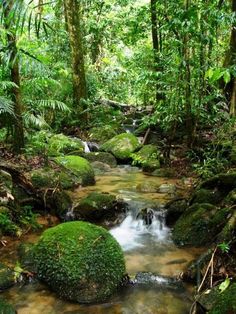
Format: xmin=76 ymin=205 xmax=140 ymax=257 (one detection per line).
xmin=0 ymin=96 xmax=14 ymax=116
xmin=34 ymin=99 xmax=71 ymax=112
xmin=24 ymin=112 xmax=49 ymax=128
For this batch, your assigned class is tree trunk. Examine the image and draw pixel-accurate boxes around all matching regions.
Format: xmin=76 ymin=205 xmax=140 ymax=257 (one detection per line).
xmin=64 ymin=0 xmax=87 ymax=115
xmin=3 ymin=0 xmax=24 ymax=153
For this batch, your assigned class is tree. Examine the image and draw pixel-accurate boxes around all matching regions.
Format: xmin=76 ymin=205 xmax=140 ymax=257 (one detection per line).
xmin=63 ymin=0 xmax=87 ymax=116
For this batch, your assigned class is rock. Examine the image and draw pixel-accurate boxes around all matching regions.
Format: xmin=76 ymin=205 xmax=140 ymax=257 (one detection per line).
xmin=165 ymin=199 xmax=188 ymax=225
xmin=0 ymin=170 xmax=13 ymax=206
xmin=136 ymin=208 xmax=154 ymax=225
xmin=200 ymin=172 xmax=236 ymax=192
xmin=47 ymin=133 xmax=84 ymax=156
xmin=151 ymin=168 xmax=175 ymax=178
xmin=101 ymin=133 xmax=140 ymax=161
xmin=91 ymin=161 xmax=111 ymax=175
xmin=33 ymin=221 xmax=126 ymax=303
xmin=73 ymin=192 xmax=127 ymax=223
xmin=190 ymin=188 xmax=224 ymax=206
xmin=158 ymin=184 xmax=176 ymax=194
xmin=83 ymin=152 xmax=117 ymax=167
xmin=197 ymin=286 xmax=221 ymax=312
xmin=55 ymin=156 xmax=95 ymax=186
xmin=88 ymin=125 xmax=118 ymax=143
xmin=17 ymin=243 xmax=36 ymax=273
xmin=45 ymin=190 xmax=72 ymax=219
xmin=142 ymin=159 xmax=161 ymax=173
xmin=172 ymin=204 xmax=231 ymax=246
xmin=0 ymin=263 xmax=15 ymax=290
xmin=136 ymin=182 xmax=159 ymax=193
xmin=131 ymin=145 xmax=161 ymax=172
xmin=0 ymin=298 xmax=16 ymax=314
xmin=208 ymin=283 xmax=236 ymax=313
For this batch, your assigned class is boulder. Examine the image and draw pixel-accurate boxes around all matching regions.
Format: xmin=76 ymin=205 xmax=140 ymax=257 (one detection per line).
xmin=165 ymin=199 xmax=188 ymax=225
xmin=91 ymin=161 xmax=111 ymax=175
xmin=0 ymin=298 xmax=16 ymax=314
xmin=83 ymin=152 xmax=117 ymax=167
xmin=55 ymin=156 xmax=95 ymax=186
xmin=200 ymin=172 xmax=236 ymax=192
xmin=131 ymin=145 xmax=160 ymax=169
xmin=33 ymin=221 xmax=126 ymax=303
xmin=172 ymin=204 xmax=231 ymax=246
xmin=136 ymin=182 xmax=159 ymax=193
xmin=151 ymin=168 xmax=175 ymax=178
xmin=73 ymin=192 xmax=127 ymax=223
xmin=136 ymin=208 xmax=155 ymax=225
xmin=47 ymin=133 xmax=84 ymax=156
xmin=0 ymin=263 xmax=15 ymax=290
xmin=209 ymin=283 xmax=236 ymax=314
xmin=101 ymin=133 xmax=140 ymax=161
xmin=190 ymin=188 xmax=224 ymax=206
xmin=88 ymin=125 xmax=118 ymax=143
xmin=158 ymin=184 xmax=176 ymax=194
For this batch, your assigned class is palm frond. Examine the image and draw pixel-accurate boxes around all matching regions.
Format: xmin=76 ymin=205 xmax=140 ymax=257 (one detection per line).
xmin=0 ymin=81 xmax=18 ymax=90
xmin=34 ymin=99 xmax=71 ymax=112
xmin=24 ymin=112 xmax=49 ymax=128
xmin=0 ymin=96 xmax=14 ymax=116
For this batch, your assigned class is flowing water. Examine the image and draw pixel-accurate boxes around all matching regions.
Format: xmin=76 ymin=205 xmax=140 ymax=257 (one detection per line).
xmin=1 ymin=166 xmax=201 ymax=314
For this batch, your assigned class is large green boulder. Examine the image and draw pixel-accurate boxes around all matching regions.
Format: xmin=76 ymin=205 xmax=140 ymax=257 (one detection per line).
xmin=132 ymin=145 xmax=161 ymax=172
xmin=209 ymin=283 xmax=236 ymax=314
xmin=55 ymin=156 xmax=95 ymax=186
xmin=88 ymin=125 xmax=118 ymax=143
xmin=172 ymin=204 xmax=231 ymax=246
xmin=73 ymin=192 xmax=127 ymax=223
xmin=190 ymin=188 xmax=223 ymax=205
xmin=101 ymin=133 xmax=140 ymax=160
xmin=0 ymin=263 xmax=15 ymax=290
xmin=47 ymin=133 xmax=84 ymax=156
xmin=34 ymin=221 xmax=126 ymax=303
xmin=83 ymin=152 xmax=117 ymax=167
xmin=200 ymin=172 xmax=236 ymax=192
xmin=0 ymin=298 xmax=16 ymax=314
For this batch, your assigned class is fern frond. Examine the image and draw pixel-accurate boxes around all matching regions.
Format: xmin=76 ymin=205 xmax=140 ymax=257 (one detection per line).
xmin=35 ymin=99 xmax=71 ymax=112
xmin=0 ymin=81 xmax=18 ymax=90
xmin=24 ymin=112 xmax=49 ymax=128
xmin=0 ymin=96 xmax=14 ymax=115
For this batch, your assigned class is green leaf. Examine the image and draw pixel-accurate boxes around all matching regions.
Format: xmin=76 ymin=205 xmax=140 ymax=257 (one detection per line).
xmin=223 ymin=71 xmax=231 ymax=84
xmin=219 ymin=278 xmax=230 ymax=293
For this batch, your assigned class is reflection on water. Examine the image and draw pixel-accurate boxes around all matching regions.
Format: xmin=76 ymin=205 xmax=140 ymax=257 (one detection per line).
xmin=1 ymin=166 xmax=200 ymax=314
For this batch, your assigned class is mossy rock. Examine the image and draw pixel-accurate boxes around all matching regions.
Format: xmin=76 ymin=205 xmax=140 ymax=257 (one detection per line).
xmin=33 ymin=221 xmax=126 ymax=303
xmin=151 ymin=168 xmax=175 ymax=178
xmin=17 ymin=243 xmax=36 ymax=273
xmin=83 ymin=152 xmax=117 ymax=167
xmin=73 ymin=192 xmax=127 ymax=222
xmin=200 ymin=172 xmax=236 ymax=192
xmin=131 ymin=144 xmax=161 ymax=172
xmin=88 ymin=125 xmax=118 ymax=143
xmin=101 ymin=133 xmax=140 ymax=161
xmin=165 ymin=199 xmax=188 ymax=225
xmin=55 ymin=156 xmax=95 ymax=186
xmin=190 ymin=188 xmax=224 ymax=206
xmin=0 ymin=298 xmax=16 ymax=314
xmin=91 ymin=162 xmax=111 ymax=175
xmin=0 ymin=263 xmax=15 ymax=290
xmin=30 ymin=167 xmax=80 ymax=190
xmin=172 ymin=204 xmax=231 ymax=246
xmin=136 ymin=182 xmax=159 ymax=193
xmin=209 ymin=283 xmax=236 ymax=314
xmin=47 ymin=133 xmax=84 ymax=156
xmin=142 ymin=159 xmax=161 ymax=172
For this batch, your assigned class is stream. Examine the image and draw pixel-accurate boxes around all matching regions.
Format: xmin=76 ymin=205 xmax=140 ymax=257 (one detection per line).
xmin=1 ymin=166 xmax=201 ymax=314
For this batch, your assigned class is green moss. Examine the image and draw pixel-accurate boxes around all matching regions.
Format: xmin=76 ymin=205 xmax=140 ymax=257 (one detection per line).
xmin=88 ymin=125 xmax=118 ymax=143
xmin=55 ymin=156 xmax=95 ymax=186
xmin=191 ymin=188 xmax=223 ymax=205
xmin=209 ymin=283 xmax=236 ymax=314
xmin=84 ymin=152 xmax=117 ymax=167
xmin=0 ymin=263 xmax=15 ymax=290
xmin=34 ymin=221 xmax=126 ymax=303
xmin=48 ymin=134 xmax=84 ymax=156
xmin=101 ymin=133 xmax=140 ymax=160
xmin=131 ymin=145 xmax=161 ymax=172
xmin=172 ymin=204 xmax=231 ymax=246
xmin=0 ymin=298 xmax=16 ymax=314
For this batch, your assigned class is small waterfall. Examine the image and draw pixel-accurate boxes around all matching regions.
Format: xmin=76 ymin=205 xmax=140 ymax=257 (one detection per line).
xmin=82 ymin=141 xmax=90 ymax=153
xmin=110 ymin=210 xmax=170 ymax=251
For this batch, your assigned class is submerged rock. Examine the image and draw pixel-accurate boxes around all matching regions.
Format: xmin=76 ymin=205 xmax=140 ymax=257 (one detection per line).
xmin=101 ymin=133 xmax=140 ymax=161
xmin=165 ymin=198 xmax=188 ymax=225
xmin=84 ymin=152 xmax=117 ymax=167
xmin=158 ymin=183 xmax=176 ymax=194
xmin=136 ymin=182 xmax=159 ymax=193
xmin=91 ymin=161 xmax=111 ymax=175
xmin=34 ymin=221 xmax=126 ymax=303
xmin=55 ymin=156 xmax=95 ymax=186
xmin=136 ymin=208 xmax=154 ymax=225
xmin=73 ymin=192 xmax=127 ymax=223
xmin=0 ymin=298 xmax=16 ymax=314
xmin=0 ymin=263 xmax=15 ymax=290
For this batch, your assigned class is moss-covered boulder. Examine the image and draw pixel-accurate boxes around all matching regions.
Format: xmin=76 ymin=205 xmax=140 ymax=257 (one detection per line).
xmin=101 ymin=133 xmax=140 ymax=161
xmin=165 ymin=199 xmax=188 ymax=225
xmin=55 ymin=156 xmax=95 ymax=186
xmin=0 ymin=298 xmax=16 ymax=314
xmin=88 ymin=125 xmax=118 ymax=143
xmin=172 ymin=204 xmax=231 ymax=246
xmin=84 ymin=152 xmax=117 ymax=167
xmin=151 ymin=168 xmax=175 ymax=178
xmin=190 ymin=188 xmax=224 ymax=206
xmin=132 ymin=145 xmax=161 ymax=172
xmin=200 ymin=172 xmax=236 ymax=192
xmin=209 ymin=283 xmax=236 ymax=314
xmin=0 ymin=263 xmax=15 ymax=290
xmin=73 ymin=192 xmax=127 ymax=224
xmin=47 ymin=133 xmax=84 ymax=156
xmin=91 ymin=162 xmax=111 ymax=175
xmin=34 ymin=221 xmax=126 ymax=303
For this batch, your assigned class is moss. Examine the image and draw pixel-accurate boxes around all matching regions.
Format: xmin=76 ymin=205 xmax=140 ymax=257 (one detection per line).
xmin=47 ymin=133 xmax=84 ymax=156
xmin=17 ymin=243 xmax=36 ymax=273
xmin=131 ymin=145 xmax=161 ymax=172
xmin=88 ymin=125 xmax=118 ymax=143
xmin=55 ymin=156 xmax=95 ymax=186
xmin=151 ymin=168 xmax=175 ymax=178
xmin=200 ymin=172 xmax=236 ymax=191
xmin=172 ymin=204 xmax=231 ymax=246
xmin=34 ymin=221 xmax=126 ymax=303
xmin=190 ymin=188 xmax=223 ymax=205
xmin=0 ymin=263 xmax=15 ymax=290
xmin=0 ymin=208 xmax=19 ymax=236
xmin=84 ymin=152 xmax=117 ymax=167
xmin=209 ymin=283 xmax=236 ymax=314
xmin=101 ymin=133 xmax=140 ymax=160
xmin=0 ymin=298 xmax=16 ymax=314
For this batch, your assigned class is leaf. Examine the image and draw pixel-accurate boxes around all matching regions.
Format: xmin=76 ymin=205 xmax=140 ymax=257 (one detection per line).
xmin=219 ymin=278 xmax=230 ymax=293
xmin=223 ymin=71 xmax=231 ymax=84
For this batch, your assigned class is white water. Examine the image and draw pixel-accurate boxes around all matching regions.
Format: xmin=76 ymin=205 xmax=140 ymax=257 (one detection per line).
xmin=82 ymin=141 xmax=90 ymax=153
xmin=110 ymin=210 xmax=170 ymax=251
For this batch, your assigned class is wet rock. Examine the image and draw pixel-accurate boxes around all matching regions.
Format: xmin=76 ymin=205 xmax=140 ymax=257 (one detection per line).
xmin=136 ymin=182 xmax=159 ymax=193
xmin=151 ymin=168 xmax=175 ymax=178
xmin=172 ymin=204 xmax=232 ymax=247
xmin=132 ymin=145 xmax=161 ymax=172
xmin=208 ymin=282 xmax=236 ymax=313
xmin=89 ymin=125 xmax=119 ymax=143
xmin=33 ymin=221 xmax=126 ymax=303
xmin=83 ymin=152 xmax=117 ymax=167
xmin=87 ymin=142 xmax=99 ymax=152
xmin=165 ymin=198 xmax=188 ymax=225
xmin=73 ymin=192 xmax=127 ymax=223
xmin=17 ymin=243 xmax=36 ymax=273
xmin=190 ymin=188 xmax=224 ymax=206
xmin=197 ymin=286 xmax=221 ymax=312
xmin=91 ymin=161 xmax=111 ymax=175
xmin=0 ymin=263 xmax=15 ymax=290
xmin=0 ymin=298 xmax=16 ymax=314
xmin=158 ymin=183 xmax=176 ymax=194
xmin=47 ymin=133 xmax=84 ymax=156
xmin=142 ymin=159 xmax=161 ymax=173
xmin=136 ymin=208 xmax=154 ymax=225
xmin=55 ymin=156 xmax=95 ymax=186
xmin=200 ymin=172 xmax=236 ymax=192
xmin=100 ymin=133 xmax=140 ymax=161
